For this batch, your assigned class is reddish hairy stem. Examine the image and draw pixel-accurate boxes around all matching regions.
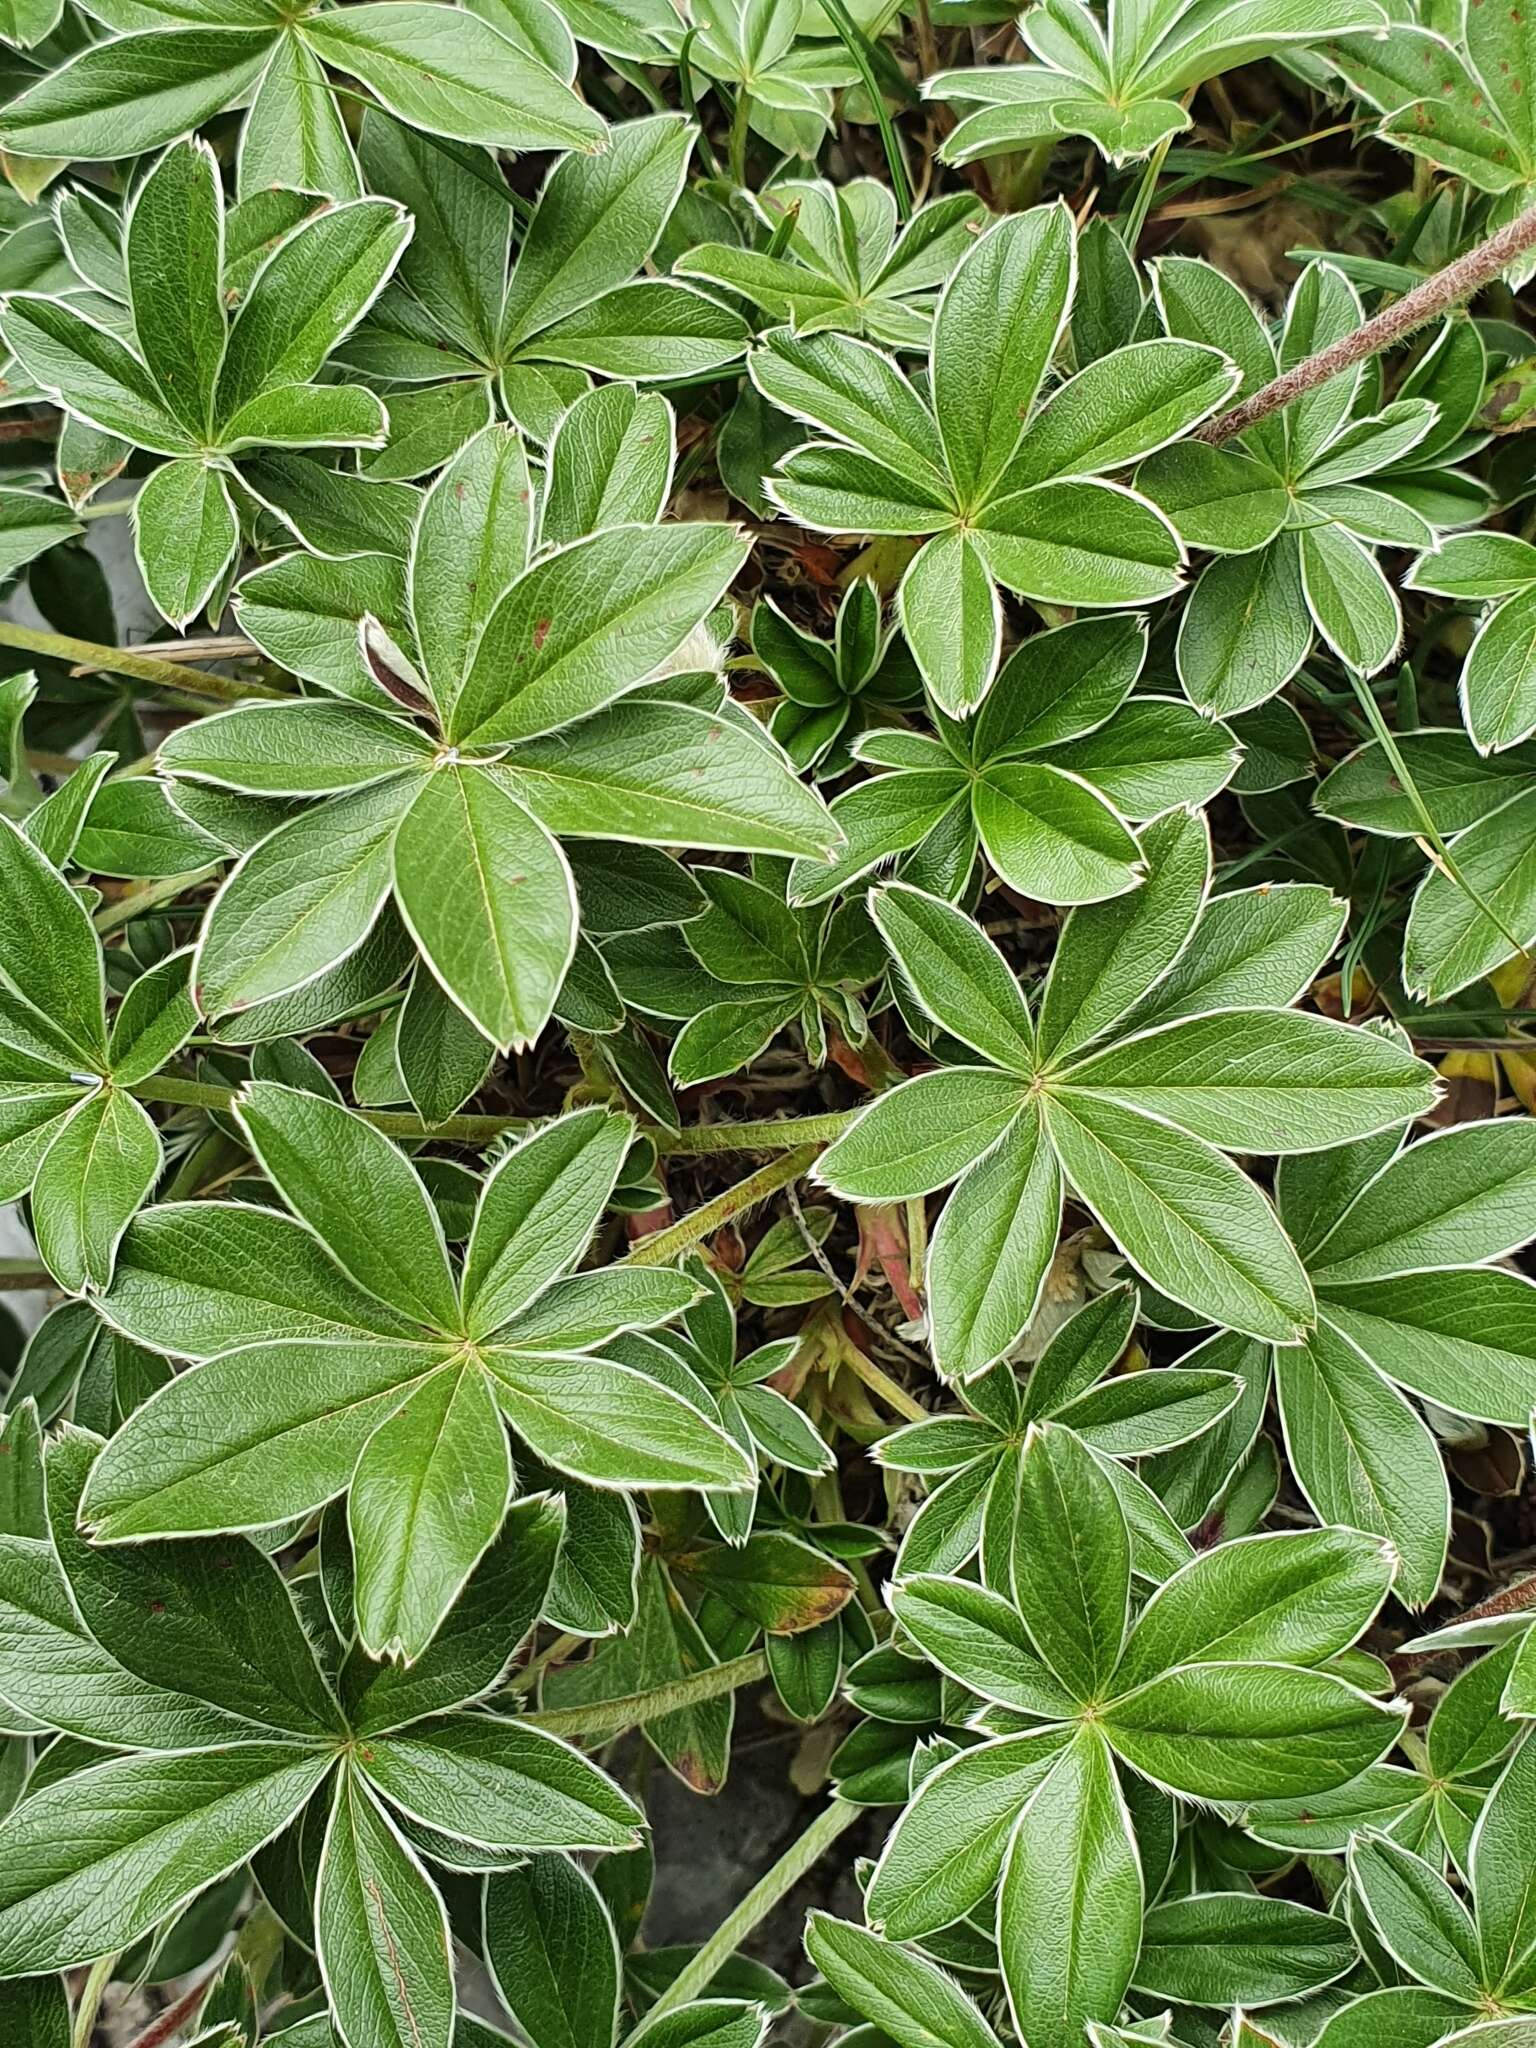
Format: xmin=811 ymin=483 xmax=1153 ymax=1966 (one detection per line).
xmin=1196 ymin=198 xmax=1536 ymax=448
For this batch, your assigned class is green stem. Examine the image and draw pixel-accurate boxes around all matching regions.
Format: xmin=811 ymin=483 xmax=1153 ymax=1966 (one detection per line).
xmin=128 ymin=1077 xmax=859 ymax=1155
xmin=645 ymin=1799 xmax=863 ymax=2019
xmin=626 ymin=1145 xmax=821 ymax=1266
xmin=93 ymin=866 xmax=220 ymax=936
xmin=1346 ymin=669 xmax=1534 ymax=971
xmin=728 ymin=83 xmax=752 ymax=188
xmin=657 ymin=1112 xmax=856 ymax=1155
xmin=818 ymin=0 xmax=913 ymax=218
xmin=0 ymin=1258 xmax=51 ymax=1291
xmin=521 ymin=1649 xmax=769 ymax=1739
xmin=0 ymin=622 xmax=286 ymax=704
xmin=72 ymin=1951 xmax=120 ymax=2048
xmin=1120 ymin=126 xmax=1177 ymax=251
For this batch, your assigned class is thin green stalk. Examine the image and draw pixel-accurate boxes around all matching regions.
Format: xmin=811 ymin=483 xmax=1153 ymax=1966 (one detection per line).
xmin=0 ymin=622 xmax=287 ymax=704
xmin=1346 ymin=668 xmax=1534 ymax=971
xmin=521 ymin=1649 xmax=769 ymax=1739
xmin=818 ymin=0 xmax=913 ymax=219
xmin=93 ymin=866 xmax=220 ymax=936
xmin=728 ymin=82 xmax=752 ymax=188
xmin=627 ymin=1145 xmax=821 ymax=1266
xmin=645 ymin=1800 xmax=863 ymax=2019
xmin=129 ymin=1075 xmax=858 ymax=1153
xmin=72 ymin=1951 xmax=120 ymax=2048
xmin=1120 ymin=126 xmax=1177 ymax=251
xmin=0 ymin=1257 xmax=51 ymax=1291
xmin=677 ymin=29 xmax=723 ymax=179
xmin=657 ymin=1111 xmax=856 ymax=1154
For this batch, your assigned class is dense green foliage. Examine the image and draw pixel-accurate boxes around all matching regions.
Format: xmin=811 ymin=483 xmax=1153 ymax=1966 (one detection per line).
xmin=3 ymin=1 xmax=1536 ymax=2044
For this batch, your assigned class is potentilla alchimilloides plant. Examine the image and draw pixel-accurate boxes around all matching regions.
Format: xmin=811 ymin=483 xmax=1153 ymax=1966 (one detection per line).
xmin=5 ymin=3 xmax=1536 ymax=2043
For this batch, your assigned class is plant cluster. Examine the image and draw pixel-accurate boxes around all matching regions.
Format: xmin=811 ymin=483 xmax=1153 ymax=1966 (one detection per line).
xmin=4 ymin=1 xmax=1536 ymax=2046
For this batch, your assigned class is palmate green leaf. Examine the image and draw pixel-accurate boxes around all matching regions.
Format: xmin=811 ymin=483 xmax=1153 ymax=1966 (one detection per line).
xmin=0 ymin=817 xmax=107 ymax=1070
xmin=300 ymin=4 xmax=605 ymax=152
xmin=350 ymin=1491 xmax=563 ymax=1734
xmin=749 ymin=326 xmax=950 ymax=492
xmin=888 ymin=1574 xmax=1079 ymax=1719
xmin=500 ymin=109 xmax=694 ymax=352
xmin=317 ymin=1764 xmax=456 ymax=2048
xmin=0 ymin=487 xmax=81 ymax=580
xmin=349 ymin=1363 xmax=511 ymax=1663
xmin=871 ymin=883 xmax=1034 ymax=1073
xmin=1403 ymin=782 xmax=1536 ymax=1001
xmin=131 ymin=459 xmax=239 ymax=630
xmin=193 ymin=778 xmax=413 ymax=1017
xmin=98 ymin=1200 xmax=424 ymax=1359
xmin=45 ymin=1430 xmax=346 ymax=1740
xmin=804 ymin=1910 xmax=1003 ymax=2048
xmin=1115 ymin=1527 xmax=1395 ymax=1692
xmin=484 ymin=1856 xmax=621 ymax=2048
xmin=448 ymin=522 xmax=751 ymax=746
xmin=160 ymin=700 xmax=433 ymax=798
xmin=359 ymin=1711 xmax=642 ymax=1851
xmin=124 ymin=137 xmax=225 ymax=441
xmin=1177 ymin=537 xmax=1312 ymax=719
xmin=970 ymin=479 xmax=1185 ymax=610
xmin=932 ymin=203 xmax=1074 ymax=507
xmin=1008 ymin=1422 xmax=1129 ymax=1701
xmin=1273 ymin=1319 xmax=1450 ymax=1610
xmin=480 ymin=1347 xmax=754 ymax=1491
xmin=496 ymin=699 xmax=838 ymax=858
xmin=526 ymin=278 xmax=747 ymax=380
xmin=393 ymin=763 xmax=577 ymax=1052
xmin=866 ymin=1726 xmax=1075 ymax=1940
xmin=543 ymin=383 xmax=675 ymax=546
xmin=1037 ymin=805 xmax=1210 ymax=1064
xmin=1305 ymin=1118 xmax=1536 ymax=1284
xmin=30 ymin=1086 xmax=160 ymax=1294
xmin=0 ymin=1528 xmax=287 ymax=1750
xmin=1119 ymin=883 xmax=1346 ymax=1034
xmin=0 ymin=1743 xmax=333 ymax=1975
xmin=236 ymin=1080 xmax=458 ymax=1331
xmin=214 ymin=196 xmax=412 ymax=423
xmin=0 ymin=28 xmax=274 ymax=162
xmin=998 ymin=1726 xmax=1143 ymax=2048
xmin=1297 ymin=519 xmax=1402 ymax=677
xmin=896 ymin=530 xmax=1001 ymax=718
xmin=1103 ymin=1660 xmax=1405 ymax=1801
xmin=1470 ymin=1731 xmax=1536 ymax=1998
xmin=79 ymin=1339 xmax=449 ymax=1540
xmin=1349 ymin=1832 xmax=1485 ymax=2003
xmin=1000 ymin=337 xmax=1239 ymax=490
xmin=233 ymin=549 xmax=409 ymax=703
xmin=1042 ymin=1092 xmax=1315 ymax=1343
xmin=1319 ymin=1268 xmax=1536 ymax=1428
xmin=464 ymin=1106 xmax=633 ymax=1338
xmin=408 ymin=424 xmax=533 ymax=716
xmin=1054 ymin=1008 xmax=1437 ymax=1153
xmin=1133 ymin=1891 xmax=1357 ymax=2007
xmin=927 ymin=1104 xmax=1064 ymax=1383
xmin=238 ymin=31 xmax=362 ymax=203
xmin=973 ymin=760 xmax=1143 ymax=905
xmin=818 ymin=1068 xmax=1028 ymax=1201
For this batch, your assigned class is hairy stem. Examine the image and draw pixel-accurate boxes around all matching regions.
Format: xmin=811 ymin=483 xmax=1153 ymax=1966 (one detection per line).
xmin=72 ymin=1952 xmax=121 ymax=2048
xmin=521 ymin=1648 xmax=769 ymax=1739
xmin=0 ymin=621 xmax=287 ymax=704
xmin=645 ymin=1799 xmax=863 ymax=2019
xmin=1198 ymin=197 xmax=1536 ymax=446
xmin=626 ymin=1145 xmax=822 ymax=1266
xmin=129 ymin=1075 xmax=859 ymax=1154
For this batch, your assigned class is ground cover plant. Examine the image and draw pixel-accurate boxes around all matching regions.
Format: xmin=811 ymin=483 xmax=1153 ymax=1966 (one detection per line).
xmin=6 ymin=1 xmax=1536 ymax=2044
